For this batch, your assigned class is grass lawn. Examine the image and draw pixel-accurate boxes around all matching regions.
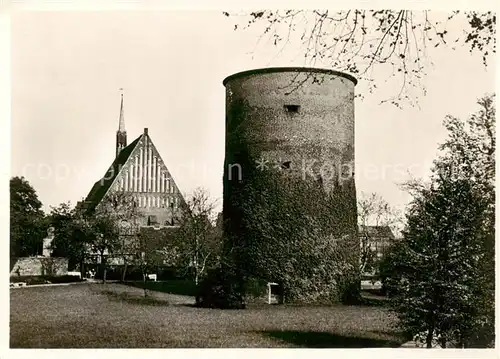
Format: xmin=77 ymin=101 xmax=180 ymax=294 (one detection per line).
xmin=123 ymin=279 xmax=198 ymax=297
xmin=10 ymin=282 xmax=404 ymax=348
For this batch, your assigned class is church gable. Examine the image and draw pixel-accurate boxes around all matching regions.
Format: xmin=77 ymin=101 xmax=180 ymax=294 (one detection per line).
xmin=81 ymin=90 xmax=185 ymax=222
xmin=102 ymin=128 xmax=185 ymax=213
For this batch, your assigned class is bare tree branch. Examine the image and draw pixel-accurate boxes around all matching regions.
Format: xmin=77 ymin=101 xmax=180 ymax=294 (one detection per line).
xmin=224 ymin=10 xmax=496 ymax=108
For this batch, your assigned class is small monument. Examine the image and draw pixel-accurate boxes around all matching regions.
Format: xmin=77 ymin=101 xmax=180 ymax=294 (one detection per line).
xmin=42 ymin=226 xmax=55 ymax=257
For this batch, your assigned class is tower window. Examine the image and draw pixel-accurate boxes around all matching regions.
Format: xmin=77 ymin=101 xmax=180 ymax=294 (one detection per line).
xmin=281 ymin=161 xmax=291 ymax=170
xmin=284 ymin=104 xmax=300 ymax=114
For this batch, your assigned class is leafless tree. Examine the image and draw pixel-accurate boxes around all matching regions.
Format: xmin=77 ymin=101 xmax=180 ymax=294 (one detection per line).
xmin=174 ymin=188 xmax=222 ymax=285
xmin=224 ymin=10 xmax=495 ymax=107
xmin=93 ymin=191 xmax=144 ymax=282
xmin=358 ymin=192 xmax=403 ymax=274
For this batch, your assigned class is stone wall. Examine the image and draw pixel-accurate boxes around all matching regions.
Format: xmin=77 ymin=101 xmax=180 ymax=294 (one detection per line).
xmin=10 ymin=257 xmax=69 ymax=277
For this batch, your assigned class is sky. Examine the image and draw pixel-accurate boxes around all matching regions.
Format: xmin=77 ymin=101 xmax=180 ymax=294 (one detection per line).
xmin=10 ymin=10 xmax=495 ymax=214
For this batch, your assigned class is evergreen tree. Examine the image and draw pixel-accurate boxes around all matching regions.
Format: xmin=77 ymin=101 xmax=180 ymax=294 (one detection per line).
xmin=385 ymin=94 xmax=495 ymax=347
xmin=10 ymin=176 xmax=46 ymax=261
xmin=47 ymin=202 xmax=94 ymax=271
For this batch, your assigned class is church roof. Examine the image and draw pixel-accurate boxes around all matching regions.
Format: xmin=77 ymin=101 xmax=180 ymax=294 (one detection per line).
xmin=82 ymin=135 xmax=142 ymax=213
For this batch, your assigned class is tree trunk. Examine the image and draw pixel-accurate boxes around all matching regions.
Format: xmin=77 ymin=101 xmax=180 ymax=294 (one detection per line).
xmin=426 ymin=327 xmax=434 ymax=348
xmin=194 ymin=264 xmax=199 ymax=286
xmin=79 ymin=247 xmax=85 ymax=279
xmin=458 ymin=332 xmax=466 ymax=348
xmin=440 ymin=337 xmax=447 ymax=348
xmin=194 ymin=237 xmax=199 ymax=286
xmin=100 ymin=253 xmax=107 ymax=284
xmin=79 ymin=260 xmax=84 ymax=279
xmin=142 ymin=268 xmax=148 ymax=297
xmin=121 ymin=261 xmax=128 ymax=282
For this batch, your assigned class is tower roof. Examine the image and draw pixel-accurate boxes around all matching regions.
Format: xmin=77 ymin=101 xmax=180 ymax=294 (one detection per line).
xmin=223 ymin=67 xmax=358 ymax=86
xmin=118 ymin=93 xmax=126 ymax=132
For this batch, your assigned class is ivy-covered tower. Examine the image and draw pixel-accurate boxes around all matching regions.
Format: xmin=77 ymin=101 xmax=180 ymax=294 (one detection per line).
xmin=222 ymin=67 xmax=359 ymax=303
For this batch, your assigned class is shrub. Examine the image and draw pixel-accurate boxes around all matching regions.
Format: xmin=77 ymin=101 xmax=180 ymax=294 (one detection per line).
xmin=245 ymin=277 xmax=269 ymax=298
xmin=195 ymin=266 xmax=246 ymax=309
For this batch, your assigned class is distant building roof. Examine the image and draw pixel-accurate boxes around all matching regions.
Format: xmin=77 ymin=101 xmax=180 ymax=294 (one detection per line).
xmin=358 ymin=225 xmax=395 ymax=239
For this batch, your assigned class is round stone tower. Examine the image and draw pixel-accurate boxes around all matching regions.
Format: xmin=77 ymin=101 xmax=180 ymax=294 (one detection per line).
xmin=222 ymin=67 xmax=359 ymax=302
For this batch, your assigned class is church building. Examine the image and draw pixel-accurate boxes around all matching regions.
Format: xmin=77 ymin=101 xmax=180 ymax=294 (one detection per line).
xmin=80 ymin=94 xmax=185 ymax=227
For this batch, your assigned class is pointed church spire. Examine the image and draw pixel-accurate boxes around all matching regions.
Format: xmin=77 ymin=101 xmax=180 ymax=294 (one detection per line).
xmin=118 ymin=92 xmax=125 ymax=132
xmin=116 ymin=89 xmax=127 ymax=158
